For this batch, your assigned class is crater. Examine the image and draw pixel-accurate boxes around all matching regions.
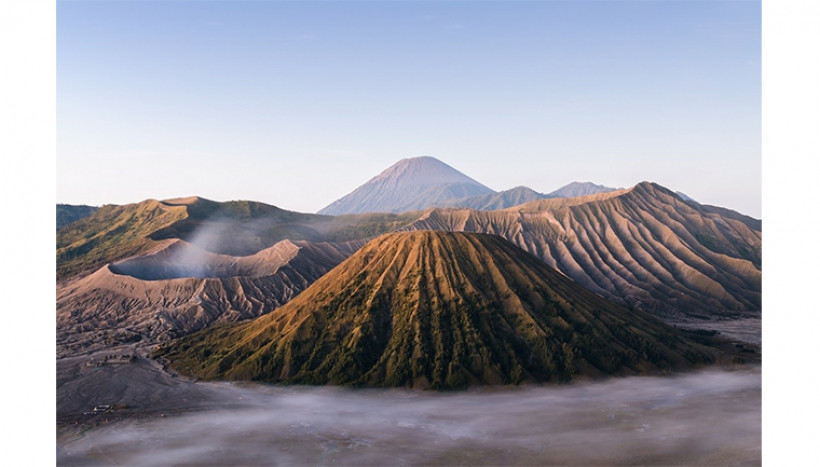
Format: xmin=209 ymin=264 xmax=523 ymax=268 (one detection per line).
xmin=109 ymin=239 xmax=300 ymax=280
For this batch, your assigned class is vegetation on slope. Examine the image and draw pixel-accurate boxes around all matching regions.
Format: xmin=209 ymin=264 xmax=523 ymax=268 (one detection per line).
xmin=161 ymin=232 xmax=715 ymax=389
xmin=56 ymin=204 xmax=98 ymax=230
xmin=319 ymin=212 xmax=421 ymax=242
xmin=56 ymin=196 xmax=421 ymax=281
xmin=56 ymin=200 xmax=188 ymax=280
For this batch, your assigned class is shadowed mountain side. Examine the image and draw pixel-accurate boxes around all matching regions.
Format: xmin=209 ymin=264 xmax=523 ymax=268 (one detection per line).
xmin=676 ymin=191 xmax=695 ymax=202
xmin=403 ymin=182 xmax=761 ymax=318
xmin=694 ymin=203 xmax=762 ymax=232
xmin=671 ymin=192 xmax=760 ymax=231
xmin=162 ymin=232 xmax=715 ymax=389
xmin=57 ymin=204 xmax=98 ymax=230
xmin=318 ymin=156 xmax=494 ymax=215
xmin=56 ymin=239 xmax=362 ymax=356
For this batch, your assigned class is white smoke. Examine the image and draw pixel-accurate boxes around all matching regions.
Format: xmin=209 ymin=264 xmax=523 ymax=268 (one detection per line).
xmin=166 ymin=221 xmax=232 ymax=278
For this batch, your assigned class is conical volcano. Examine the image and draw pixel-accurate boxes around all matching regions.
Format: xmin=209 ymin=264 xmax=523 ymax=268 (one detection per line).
xmin=163 ymin=231 xmax=714 ymax=388
xmin=317 ymin=156 xmax=494 ymax=215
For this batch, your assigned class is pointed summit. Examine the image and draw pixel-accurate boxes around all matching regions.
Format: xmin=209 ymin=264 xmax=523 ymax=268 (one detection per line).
xmin=318 ymin=156 xmax=495 ymax=215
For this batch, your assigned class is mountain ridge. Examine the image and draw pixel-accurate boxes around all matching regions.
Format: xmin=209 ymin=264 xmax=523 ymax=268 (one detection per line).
xmin=56 ymin=237 xmax=362 ymax=356
xmin=161 ymin=231 xmax=716 ymax=388
xmin=57 ymin=204 xmax=99 ymax=230
xmin=56 ymin=179 xmax=760 ymax=319
xmin=546 ymin=181 xmax=618 ymax=198
xmin=402 ymin=181 xmax=760 ymax=317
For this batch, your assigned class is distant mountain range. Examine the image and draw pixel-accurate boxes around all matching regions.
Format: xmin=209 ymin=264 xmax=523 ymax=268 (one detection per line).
xmin=317 ymin=156 xmax=619 ymax=214
xmin=56 ymin=154 xmax=762 ymax=387
xmin=546 ymin=181 xmax=618 ymax=198
xmin=58 ymin=181 xmax=760 ymax=324
xmin=443 ymin=182 xmax=621 ymax=210
xmin=160 ymin=231 xmax=715 ymax=388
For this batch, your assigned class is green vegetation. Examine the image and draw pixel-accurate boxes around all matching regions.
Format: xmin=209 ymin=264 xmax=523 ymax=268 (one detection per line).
xmin=160 ymin=231 xmax=716 ymax=389
xmin=56 ymin=204 xmax=98 ymax=230
xmin=56 ymin=197 xmax=347 ymax=279
xmin=56 ymin=200 xmax=188 ymax=279
xmin=56 ymin=196 xmax=426 ymax=280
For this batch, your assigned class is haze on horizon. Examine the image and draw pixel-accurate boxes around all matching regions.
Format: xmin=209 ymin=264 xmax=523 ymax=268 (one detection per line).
xmin=57 ymin=0 xmax=761 ymax=218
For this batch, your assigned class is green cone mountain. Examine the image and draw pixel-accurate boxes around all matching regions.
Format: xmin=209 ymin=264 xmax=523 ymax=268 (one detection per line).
xmin=162 ymin=231 xmax=714 ymax=388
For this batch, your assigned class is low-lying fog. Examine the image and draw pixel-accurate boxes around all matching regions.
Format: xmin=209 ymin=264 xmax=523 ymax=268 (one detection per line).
xmin=58 ymin=368 xmax=760 ymax=466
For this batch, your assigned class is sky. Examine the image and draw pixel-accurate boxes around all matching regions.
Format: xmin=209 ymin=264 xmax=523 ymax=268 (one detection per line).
xmin=57 ymin=0 xmax=761 ymax=217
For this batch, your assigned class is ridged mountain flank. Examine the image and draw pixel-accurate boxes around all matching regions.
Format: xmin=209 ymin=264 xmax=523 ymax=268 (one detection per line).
xmin=317 ymin=156 xmax=495 ymax=215
xmin=404 ymin=182 xmax=761 ymax=317
xmin=162 ymin=231 xmax=714 ymax=389
xmin=56 ymin=238 xmax=361 ymax=356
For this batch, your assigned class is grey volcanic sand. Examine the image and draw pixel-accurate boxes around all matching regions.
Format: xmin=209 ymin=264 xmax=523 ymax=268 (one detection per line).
xmin=57 ymin=346 xmax=230 ymax=420
xmin=57 ymin=367 xmax=760 ymax=466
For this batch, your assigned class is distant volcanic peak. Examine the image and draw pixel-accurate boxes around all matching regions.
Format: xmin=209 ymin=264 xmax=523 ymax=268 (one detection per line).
xmin=165 ymin=230 xmax=715 ymax=388
xmin=538 ymin=180 xmax=669 ymax=206
xmin=317 ymin=156 xmax=495 ymax=215
xmin=509 ymin=185 xmax=540 ymax=192
xmin=372 ymin=156 xmax=492 ymax=189
xmin=509 ymin=187 xmax=629 ymax=212
xmin=547 ymin=181 xmax=618 ymax=198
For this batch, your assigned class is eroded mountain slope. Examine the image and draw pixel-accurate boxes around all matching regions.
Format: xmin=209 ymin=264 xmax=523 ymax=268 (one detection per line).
xmin=162 ymin=232 xmax=716 ymax=388
xmin=56 ymin=239 xmax=361 ymax=356
xmin=404 ymin=182 xmax=760 ymax=317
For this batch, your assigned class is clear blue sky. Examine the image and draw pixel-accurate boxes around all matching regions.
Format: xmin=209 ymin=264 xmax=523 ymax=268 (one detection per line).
xmin=57 ymin=0 xmax=761 ymax=217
